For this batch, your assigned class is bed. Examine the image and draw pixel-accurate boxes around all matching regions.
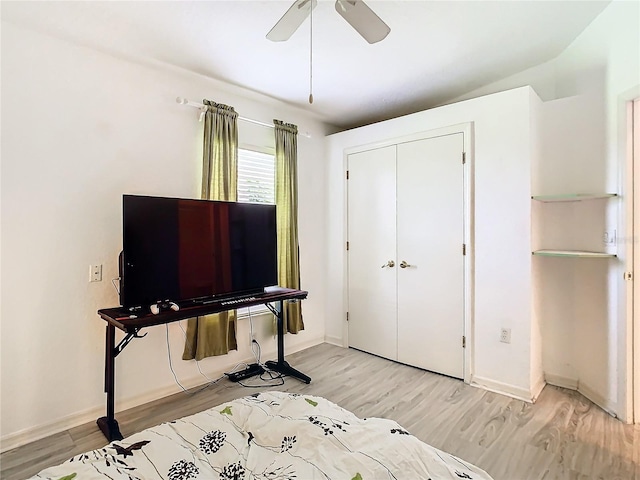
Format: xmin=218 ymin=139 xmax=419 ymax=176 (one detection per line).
xmin=29 ymin=391 xmax=493 ymax=479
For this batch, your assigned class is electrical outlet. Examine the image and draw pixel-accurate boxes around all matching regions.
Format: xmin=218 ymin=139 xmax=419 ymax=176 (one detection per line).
xmin=500 ymin=327 xmax=511 ymax=344
xmin=90 ymin=264 xmax=103 ymax=282
xmin=603 ymin=230 xmax=616 ymax=245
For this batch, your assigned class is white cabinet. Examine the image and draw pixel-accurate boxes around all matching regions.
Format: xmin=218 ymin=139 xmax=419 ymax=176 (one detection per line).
xmin=347 ymin=132 xmax=466 ymax=379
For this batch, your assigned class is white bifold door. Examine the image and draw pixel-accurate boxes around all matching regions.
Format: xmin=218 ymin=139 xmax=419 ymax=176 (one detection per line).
xmin=347 ymin=133 xmax=465 ymax=379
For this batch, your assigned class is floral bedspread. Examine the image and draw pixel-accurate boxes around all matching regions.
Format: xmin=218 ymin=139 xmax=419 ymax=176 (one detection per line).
xmin=30 ymin=391 xmax=493 ymax=480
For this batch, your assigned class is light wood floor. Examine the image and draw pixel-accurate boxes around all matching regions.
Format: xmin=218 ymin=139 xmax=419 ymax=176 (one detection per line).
xmin=2 ymin=343 xmax=639 ymax=479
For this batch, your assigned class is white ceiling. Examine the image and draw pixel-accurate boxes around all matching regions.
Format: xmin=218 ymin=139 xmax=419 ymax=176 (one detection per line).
xmin=2 ymin=1 xmax=610 ymax=130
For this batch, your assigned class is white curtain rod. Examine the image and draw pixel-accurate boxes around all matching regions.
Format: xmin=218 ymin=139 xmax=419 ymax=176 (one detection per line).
xmin=176 ymin=97 xmax=311 ymax=138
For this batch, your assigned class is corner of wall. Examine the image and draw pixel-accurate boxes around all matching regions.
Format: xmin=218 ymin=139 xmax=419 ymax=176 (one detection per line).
xmin=529 ymin=91 xmax=545 ymax=399
xmin=470 ymin=375 xmax=539 ymax=404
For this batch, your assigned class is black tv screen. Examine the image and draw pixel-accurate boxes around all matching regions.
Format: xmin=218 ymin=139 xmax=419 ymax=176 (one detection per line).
xmin=120 ymin=195 xmax=278 ymax=309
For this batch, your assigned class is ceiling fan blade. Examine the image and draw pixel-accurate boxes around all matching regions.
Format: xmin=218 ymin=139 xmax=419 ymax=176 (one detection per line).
xmin=335 ymin=0 xmax=390 ymax=44
xmin=267 ymin=0 xmax=318 ymax=42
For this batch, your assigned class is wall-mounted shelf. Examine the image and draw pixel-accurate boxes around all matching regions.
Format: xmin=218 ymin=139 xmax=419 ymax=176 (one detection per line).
xmin=532 ymin=193 xmax=617 ymax=256
xmin=531 ymin=193 xmax=617 ymax=202
xmin=532 ymin=250 xmax=616 ymax=258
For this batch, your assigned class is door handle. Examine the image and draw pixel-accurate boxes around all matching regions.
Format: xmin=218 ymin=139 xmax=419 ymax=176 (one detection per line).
xmin=381 ymin=260 xmax=395 ymax=268
xmin=400 ymin=260 xmax=413 ymax=268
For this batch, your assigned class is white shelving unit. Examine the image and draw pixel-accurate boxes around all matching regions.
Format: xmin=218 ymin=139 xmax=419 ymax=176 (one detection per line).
xmin=531 ymin=193 xmax=617 ymax=203
xmin=532 ymin=193 xmax=618 ymax=258
xmin=532 ymin=249 xmax=616 ymax=258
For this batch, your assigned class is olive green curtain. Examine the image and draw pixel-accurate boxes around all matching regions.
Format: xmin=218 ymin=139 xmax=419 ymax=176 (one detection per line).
xmin=274 ymin=119 xmax=304 ymax=334
xmin=183 ymin=100 xmax=239 ymax=361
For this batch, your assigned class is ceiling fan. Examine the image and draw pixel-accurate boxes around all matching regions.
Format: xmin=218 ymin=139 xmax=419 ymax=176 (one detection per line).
xmin=267 ymin=0 xmax=391 ymax=44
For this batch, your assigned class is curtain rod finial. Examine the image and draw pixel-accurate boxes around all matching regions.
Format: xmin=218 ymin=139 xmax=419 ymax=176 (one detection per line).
xmin=176 ymin=97 xmax=188 ymax=105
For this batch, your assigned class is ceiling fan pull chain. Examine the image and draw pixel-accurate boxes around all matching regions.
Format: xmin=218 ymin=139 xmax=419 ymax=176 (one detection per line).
xmin=309 ymin=0 xmax=313 ymax=104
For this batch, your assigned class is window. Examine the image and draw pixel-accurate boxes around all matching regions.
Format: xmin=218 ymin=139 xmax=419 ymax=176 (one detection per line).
xmin=237 ymin=148 xmax=276 ymax=316
xmin=237 ymin=148 xmax=275 ymax=205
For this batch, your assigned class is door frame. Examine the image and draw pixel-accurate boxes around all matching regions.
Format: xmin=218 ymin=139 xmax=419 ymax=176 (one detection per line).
xmin=628 ymin=97 xmax=640 ymax=424
xmin=344 ymin=122 xmax=474 ymax=384
xmin=616 ymin=84 xmax=640 ymax=424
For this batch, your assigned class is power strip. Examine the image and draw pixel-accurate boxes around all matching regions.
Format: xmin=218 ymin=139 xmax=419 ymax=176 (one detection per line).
xmin=225 ymin=363 xmax=264 ymax=382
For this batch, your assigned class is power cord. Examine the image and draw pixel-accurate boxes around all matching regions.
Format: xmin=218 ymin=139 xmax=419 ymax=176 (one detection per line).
xmin=164 ymin=323 xmax=249 ymax=395
xmin=111 ymin=277 xmax=121 ymax=295
xmin=237 ymin=370 xmax=284 ymax=388
xmin=165 ymin=323 xmax=196 ymax=394
xmin=248 ymin=307 xmax=261 ymax=365
xmin=241 ymin=306 xmax=285 ymax=387
xmin=177 ymin=321 xmax=217 ymax=383
xmin=163 ymin=307 xmax=286 ymax=393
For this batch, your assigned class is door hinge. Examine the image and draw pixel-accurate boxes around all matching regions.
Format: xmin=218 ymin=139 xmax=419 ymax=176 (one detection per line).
xmin=346 ymin=170 xmax=349 ymax=180
xmin=462 ymin=152 xmax=466 ymax=164
xmin=346 ymin=312 xmax=349 ymax=322
xmin=346 ymin=241 xmax=350 ymax=251
xmin=463 ymin=244 xmax=466 ymax=255
xmin=462 ymin=336 xmax=466 ymax=348
xmin=624 ymin=272 xmax=633 ymax=280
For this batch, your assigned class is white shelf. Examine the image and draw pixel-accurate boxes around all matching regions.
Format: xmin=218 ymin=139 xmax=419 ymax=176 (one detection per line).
xmin=531 ymin=193 xmax=617 ymax=202
xmin=532 ymin=250 xmax=616 ymax=258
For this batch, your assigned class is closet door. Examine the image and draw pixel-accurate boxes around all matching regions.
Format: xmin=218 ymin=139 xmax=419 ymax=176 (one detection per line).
xmin=396 ymin=133 xmax=465 ymax=379
xmin=347 ymin=146 xmax=398 ymax=360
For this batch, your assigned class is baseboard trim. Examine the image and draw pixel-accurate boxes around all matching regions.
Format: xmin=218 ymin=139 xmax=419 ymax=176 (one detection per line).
xmin=543 ymin=374 xmax=618 ymax=418
xmin=324 ymin=335 xmax=344 ymax=347
xmin=0 ymin=335 xmax=324 ymax=453
xmin=470 ymin=375 xmax=537 ymax=403
xmin=531 ymin=374 xmax=546 ymax=403
xmin=285 ymin=334 xmax=325 ymax=356
xmin=0 ymin=403 xmax=106 ymax=454
xmin=578 ymin=380 xmax=618 ymax=418
xmin=544 ymin=372 xmax=579 ymax=391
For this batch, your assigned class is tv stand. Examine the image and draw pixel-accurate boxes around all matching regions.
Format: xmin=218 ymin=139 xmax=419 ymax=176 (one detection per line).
xmin=96 ymin=287 xmax=309 ymax=442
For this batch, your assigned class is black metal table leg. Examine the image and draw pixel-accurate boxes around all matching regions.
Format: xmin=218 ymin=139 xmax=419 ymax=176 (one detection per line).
xmin=97 ymin=324 xmax=123 ymax=441
xmin=265 ymin=300 xmax=311 ymax=384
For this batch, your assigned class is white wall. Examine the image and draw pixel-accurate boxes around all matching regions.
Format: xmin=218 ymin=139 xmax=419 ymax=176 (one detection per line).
xmin=529 ymin=93 xmax=544 ymax=398
xmin=453 ymin=0 xmax=640 ymax=420
xmin=556 ymin=0 xmax=640 ymax=422
xmin=1 ymin=22 xmax=330 ymax=448
xmin=326 ymin=86 xmax=543 ymax=401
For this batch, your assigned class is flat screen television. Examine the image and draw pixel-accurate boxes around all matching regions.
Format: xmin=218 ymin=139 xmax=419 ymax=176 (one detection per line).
xmin=120 ymin=194 xmax=278 ymax=309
